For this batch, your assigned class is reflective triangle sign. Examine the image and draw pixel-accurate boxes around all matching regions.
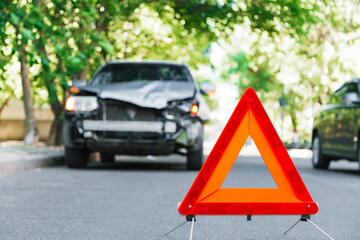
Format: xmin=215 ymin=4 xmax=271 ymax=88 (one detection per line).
xmin=179 ymin=88 xmax=318 ymax=215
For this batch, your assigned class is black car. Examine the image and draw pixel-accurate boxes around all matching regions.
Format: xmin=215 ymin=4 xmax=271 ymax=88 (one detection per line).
xmin=63 ymin=61 xmax=213 ymax=170
xmin=312 ymin=77 xmax=360 ymax=170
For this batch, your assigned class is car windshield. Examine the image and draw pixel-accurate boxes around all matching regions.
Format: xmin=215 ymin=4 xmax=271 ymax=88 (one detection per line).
xmin=90 ymin=63 xmax=191 ymax=85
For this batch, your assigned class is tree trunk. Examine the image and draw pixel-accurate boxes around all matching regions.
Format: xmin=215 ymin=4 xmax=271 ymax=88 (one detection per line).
xmin=45 ymin=75 xmax=64 ymax=146
xmin=290 ymin=111 xmax=299 ymax=148
xmin=46 ymin=106 xmax=63 ymax=146
xmin=97 ymin=6 xmax=109 ymax=60
xmin=19 ymin=45 xmax=39 ymax=145
xmin=38 ymin=45 xmax=65 ymax=146
xmin=79 ymin=62 xmax=89 ymax=80
xmin=290 ymin=111 xmax=298 ymax=133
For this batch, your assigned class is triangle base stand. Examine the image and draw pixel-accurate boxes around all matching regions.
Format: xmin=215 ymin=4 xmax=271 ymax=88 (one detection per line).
xmin=165 ymin=215 xmax=196 ymax=240
xmin=165 ymin=215 xmax=252 ymax=239
xmin=284 ymin=215 xmax=334 ymax=240
xmin=166 ymin=215 xmax=334 ymax=240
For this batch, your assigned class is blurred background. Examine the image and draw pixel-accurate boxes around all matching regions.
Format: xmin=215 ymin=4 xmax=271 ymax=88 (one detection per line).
xmin=1 ymin=0 xmax=360 ymax=148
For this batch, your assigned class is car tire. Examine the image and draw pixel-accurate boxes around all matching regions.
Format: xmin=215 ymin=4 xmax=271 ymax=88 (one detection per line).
xmin=100 ymin=153 xmax=115 ymax=163
xmin=65 ymin=146 xmax=89 ymax=168
xmin=312 ymin=134 xmax=330 ymax=169
xmin=187 ymin=144 xmax=204 ymax=171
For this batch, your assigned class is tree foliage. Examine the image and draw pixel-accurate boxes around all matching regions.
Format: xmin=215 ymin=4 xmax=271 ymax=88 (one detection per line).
xmin=0 ymin=0 xmax=346 ymax=145
xmin=217 ymin=0 xmax=360 ymax=141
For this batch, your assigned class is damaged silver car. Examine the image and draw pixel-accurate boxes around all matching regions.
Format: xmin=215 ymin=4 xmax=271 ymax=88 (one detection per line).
xmin=63 ymin=61 xmax=213 ymax=170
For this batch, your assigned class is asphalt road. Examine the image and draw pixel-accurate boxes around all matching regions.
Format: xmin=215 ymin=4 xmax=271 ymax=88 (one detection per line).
xmin=0 ymin=152 xmax=359 ymax=240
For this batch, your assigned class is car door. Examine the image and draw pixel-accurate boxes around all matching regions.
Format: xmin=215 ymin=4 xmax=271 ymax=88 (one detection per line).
xmin=321 ymin=85 xmax=347 ymax=154
xmin=337 ymin=82 xmax=360 ymax=158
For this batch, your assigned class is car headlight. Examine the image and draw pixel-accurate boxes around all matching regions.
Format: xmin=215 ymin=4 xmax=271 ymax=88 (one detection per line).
xmin=190 ymin=103 xmax=199 ymax=116
xmin=163 ymin=100 xmax=199 ymax=119
xmin=177 ymin=102 xmax=199 ymax=116
xmin=65 ymin=96 xmax=98 ymax=112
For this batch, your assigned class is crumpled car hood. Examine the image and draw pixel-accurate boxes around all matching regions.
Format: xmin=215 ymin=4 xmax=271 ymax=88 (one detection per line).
xmin=79 ymin=80 xmax=195 ymax=109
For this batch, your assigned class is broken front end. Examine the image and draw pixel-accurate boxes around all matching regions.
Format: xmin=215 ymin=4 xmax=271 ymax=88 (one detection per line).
xmin=64 ymin=97 xmax=204 ymax=156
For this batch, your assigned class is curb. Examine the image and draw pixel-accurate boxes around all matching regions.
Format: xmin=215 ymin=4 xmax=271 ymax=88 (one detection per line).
xmin=0 ymin=153 xmax=64 ymax=178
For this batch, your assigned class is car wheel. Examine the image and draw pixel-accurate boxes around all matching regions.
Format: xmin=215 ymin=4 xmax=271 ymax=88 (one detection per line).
xmin=100 ymin=153 xmax=115 ymax=163
xmin=187 ymin=144 xmax=204 ymax=170
xmin=65 ymin=146 xmax=89 ymax=168
xmin=312 ymin=134 xmax=330 ymax=169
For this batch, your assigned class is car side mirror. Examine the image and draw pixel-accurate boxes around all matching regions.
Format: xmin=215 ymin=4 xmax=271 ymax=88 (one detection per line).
xmin=72 ymin=79 xmax=87 ymax=88
xmin=199 ymin=82 xmax=216 ymax=96
xmin=342 ymin=92 xmax=360 ymax=104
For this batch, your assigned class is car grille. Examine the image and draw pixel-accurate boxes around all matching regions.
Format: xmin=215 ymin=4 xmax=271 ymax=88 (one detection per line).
xmin=101 ymin=100 xmax=158 ymax=121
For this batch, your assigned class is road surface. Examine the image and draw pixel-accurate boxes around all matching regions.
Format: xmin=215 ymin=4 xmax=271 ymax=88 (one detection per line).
xmin=0 ymin=151 xmax=359 ymax=239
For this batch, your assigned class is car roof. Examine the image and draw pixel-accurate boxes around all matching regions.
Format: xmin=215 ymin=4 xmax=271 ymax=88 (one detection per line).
xmin=103 ymin=60 xmax=188 ymax=67
xmin=348 ymin=77 xmax=360 ymax=83
xmin=333 ymin=77 xmax=360 ymax=94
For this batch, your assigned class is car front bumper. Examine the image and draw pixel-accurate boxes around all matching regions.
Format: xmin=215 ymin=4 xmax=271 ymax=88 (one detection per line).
xmin=65 ymin=118 xmax=203 ymax=155
xmin=82 ymin=120 xmax=177 ymax=133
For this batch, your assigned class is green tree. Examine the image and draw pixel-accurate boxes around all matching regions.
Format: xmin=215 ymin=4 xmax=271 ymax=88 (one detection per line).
xmin=0 ymin=0 xmax=40 ymax=145
xmin=218 ymin=0 xmax=360 ymax=142
xmin=34 ymin=0 xmax=110 ymax=145
xmin=0 ymin=0 xmax=335 ymax=146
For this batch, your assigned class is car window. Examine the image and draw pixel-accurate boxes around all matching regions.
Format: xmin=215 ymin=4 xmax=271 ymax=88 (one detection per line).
xmin=345 ymin=82 xmax=359 ymax=94
xmin=327 ymin=85 xmax=347 ymax=105
xmin=90 ymin=64 xmax=191 ymax=85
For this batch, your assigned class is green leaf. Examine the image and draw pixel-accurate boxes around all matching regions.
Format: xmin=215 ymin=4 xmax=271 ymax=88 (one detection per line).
xmin=98 ymin=41 xmax=114 ymax=54
xmin=10 ymin=13 xmax=20 ymax=25
xmin=77 ymin=51 xmax=86 ymax=60
xmin=54 ymin=43 xmax=65 ymax=54
xmin=31 ymin=7 xmax=41 ymax=15
xmin=27 ymin=17 xmax=37 ymax=25
xmin=66 ymin=56 xmax=82 ymax=67
xmin=41 ymin=57 xmax=50 ymax=68
xmin=91 ymin=33 xmax=101 ymax=41
xmin=20 ymin=28 xmax=34 ymax=41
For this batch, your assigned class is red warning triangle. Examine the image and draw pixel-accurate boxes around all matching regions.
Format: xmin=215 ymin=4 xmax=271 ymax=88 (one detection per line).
xmin=179 ymin=88 xmax=318 ymax=215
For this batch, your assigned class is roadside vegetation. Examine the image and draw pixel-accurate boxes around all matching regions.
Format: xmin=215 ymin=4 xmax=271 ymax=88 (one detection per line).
xmin=1 ymin=0 xmax=360 ymax=145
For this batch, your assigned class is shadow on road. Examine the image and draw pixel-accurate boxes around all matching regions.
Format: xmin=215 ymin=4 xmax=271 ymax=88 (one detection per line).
xmin=327 ymin=168 xmax=359 ymax=175
xmin=325 ymin=159 xmax=360 ymax=176
xmin=86 ymin=161 xmax=187 ymax=171
xmin=83 ymin=154 xmax=210 ymax=171
xmin=80 ymin=152 xmax=360 ymax=176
